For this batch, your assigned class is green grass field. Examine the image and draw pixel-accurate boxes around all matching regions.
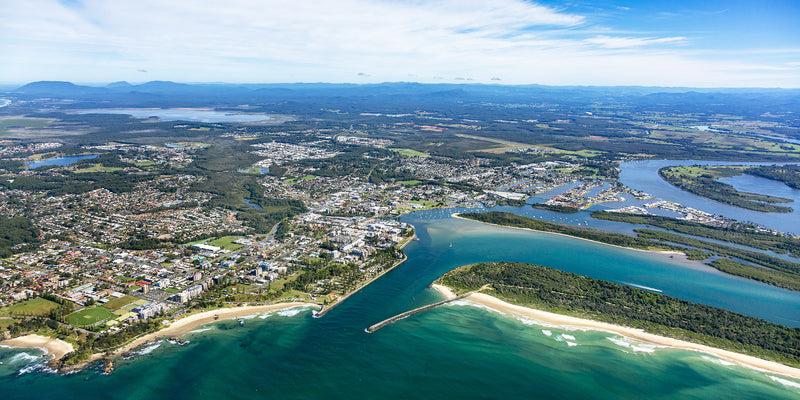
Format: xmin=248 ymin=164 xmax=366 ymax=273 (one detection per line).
xmin=389 ymin=148 xmax=430 ymax=157
xmin=208 ymin=236 xmax=245 ymax=251
xmin=398 ymin=180 xmax=422 ymax=186
xmin=66 ymin=307 xmax=115 ymax=327
xmin=74 ymin=164 xmax=124 ymax=173
xmin=101 ymin=295 xmax=137 ymax=310
xmin=409 ymin=200 xmax=438 ymax=208
xmin=0 ymin=298 xmax=62 ymax=317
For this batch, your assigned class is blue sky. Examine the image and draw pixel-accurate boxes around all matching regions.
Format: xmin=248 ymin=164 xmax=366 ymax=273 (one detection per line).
xmin=1 ymin=0 xmax=798 ymax=87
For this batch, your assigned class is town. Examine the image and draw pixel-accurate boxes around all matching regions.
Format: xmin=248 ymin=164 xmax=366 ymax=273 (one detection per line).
xmin=1 ymin=93 xmax=798 ymax=369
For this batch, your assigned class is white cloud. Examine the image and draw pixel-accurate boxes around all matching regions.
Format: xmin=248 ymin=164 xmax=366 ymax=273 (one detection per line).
xmin=0 ymin=0 xmax=797 ymax=87
xmin=584 ymin=35 xmax=687 ymax=49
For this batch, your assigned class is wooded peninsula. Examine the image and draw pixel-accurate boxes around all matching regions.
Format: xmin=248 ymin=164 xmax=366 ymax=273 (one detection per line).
xmin=462 ymin=211 xmax=800 ymax=292
xmin=436 ymin=262 xmax=800 ymax=367
xmin=658 ymin=166 xmax=793 ymax=213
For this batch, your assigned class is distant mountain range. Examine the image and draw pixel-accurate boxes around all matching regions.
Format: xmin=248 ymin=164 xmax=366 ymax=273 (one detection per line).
xmin=7 ymin=80 xmax=800 ymax=116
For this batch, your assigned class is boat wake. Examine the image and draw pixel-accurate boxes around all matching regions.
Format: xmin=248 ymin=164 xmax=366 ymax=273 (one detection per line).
xmin=622 ymin=282 xmax=662 ymax=293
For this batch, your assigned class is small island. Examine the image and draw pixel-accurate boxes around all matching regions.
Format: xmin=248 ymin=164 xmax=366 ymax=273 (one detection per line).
xmin=434 ymin=261 xmax=800 ymax=377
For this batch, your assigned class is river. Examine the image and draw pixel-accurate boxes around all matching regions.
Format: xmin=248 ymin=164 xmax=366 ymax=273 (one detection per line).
xmin=1 ymin=208 xmax=798 ymax=399
xmin=619 ymin=159 xmax=800 ymax=234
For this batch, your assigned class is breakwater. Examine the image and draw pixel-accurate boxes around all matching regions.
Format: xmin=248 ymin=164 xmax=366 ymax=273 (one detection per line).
xmin=366 ymin=292 xmax=470 ymax=333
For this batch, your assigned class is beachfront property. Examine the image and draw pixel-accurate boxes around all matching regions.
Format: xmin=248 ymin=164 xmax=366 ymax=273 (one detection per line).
xmin=133 ymin=301 xmax=168 ymax=319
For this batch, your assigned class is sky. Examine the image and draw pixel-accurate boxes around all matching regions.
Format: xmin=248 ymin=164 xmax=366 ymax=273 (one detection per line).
xmin=1 ymin=0 xmax=799 ymax=87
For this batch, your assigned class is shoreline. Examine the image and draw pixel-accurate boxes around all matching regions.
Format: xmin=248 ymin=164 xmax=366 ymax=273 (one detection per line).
xmin=315 ymin=232 xmax=415 ymax=317
xmin=46 ymin=302 xmax=320 ymax=372
xmin=1 ymin=234 xmax=419 ymax=371
xmin=451 ymin=213 xmax=686 ymax=259
xmin=116 ymin=302 xmax=318 ymax=354
xmin=430 ymin=284 xmax=800 ymax=381
xmin=0 ymin=334 xmax=74 ymax=360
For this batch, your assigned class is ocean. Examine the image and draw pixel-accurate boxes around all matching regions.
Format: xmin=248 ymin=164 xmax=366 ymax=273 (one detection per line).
xmin=1 ymin=210 xmax=799 ymax=399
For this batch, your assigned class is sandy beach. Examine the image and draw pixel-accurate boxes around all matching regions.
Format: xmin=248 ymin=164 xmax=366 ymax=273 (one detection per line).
xmin=430 ymin=284 xmax=800 ymax=381
xmin=430 ymin=283 xmax=457 ymax=300
xmin=118 ymin=302 xmax=318 ymax=353
xmin=451 ymin=213 xmax=686 ymax=259
xmin=0 ymin=334 xmax=74 ymax=360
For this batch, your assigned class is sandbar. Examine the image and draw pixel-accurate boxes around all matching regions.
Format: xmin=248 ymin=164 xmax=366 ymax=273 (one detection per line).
xmin=431 ymin=284 xmax=800 ymax=381
xmin=0 ymin=334 xmax=74 ymax=360
xmin=451 ymin=213 xmax=686 ymax=258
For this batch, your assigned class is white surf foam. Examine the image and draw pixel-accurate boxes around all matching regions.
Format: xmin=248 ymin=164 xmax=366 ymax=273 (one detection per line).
xmin=18 ymin=363 xmax=53 ymax=375
xmin=700 ymin=355 xmax=735 ymax=366
xmin=554 ymin=334 xmax=581 ymax=346
xmin=514 ymin=316 xmax=538 ymax=326
xmin=256 ymin=306 xmax=311 ymax=319
xmin=277 ymin=307 xmax=307 ymax=317
xmin=190 ymin=327 xmax=214 ymax=333
xmin=606 ymin=336 xmax=661 ymax=353
xmin=769 ymin=375 xmax=800 ymax=390
xmin=542 ymin=330 xmax=552 ymax=337
xmin=9 ymin=352 xmax=41 ymax=365
xmin=135 ymin=341 xmax=162 ymax=355
xmin=447 ymin=299 xmax=505 ymax=315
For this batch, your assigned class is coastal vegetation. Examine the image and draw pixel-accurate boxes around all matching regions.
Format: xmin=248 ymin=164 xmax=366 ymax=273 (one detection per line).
xmin=658 ymin=166 xmax=793 ymax=213
xmin=634 ymin=229 xmax=800 ymax=291
xmin=591 ymin=210 xmax=800 ymax=257
xmin=745 ymin=164 xmax=800 ymax=189
xmin=58 ymin=320 xmax=161 ymax=365
xmin=459 ymin=211 xmax=672 ymax=251
xmin=530 ymin=203 xmax=579 ymax=213
xmin=706 ymin=258 xmax=799 ymax=290
xmin=437 ymin=262 xmax=800 ymax=367
xmin=463 ymin=211 xmax=800 ymax=291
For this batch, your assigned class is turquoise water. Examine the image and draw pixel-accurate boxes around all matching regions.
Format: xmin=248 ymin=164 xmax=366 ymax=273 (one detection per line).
xmin=1 ymin=211 xmax=799 ymax=398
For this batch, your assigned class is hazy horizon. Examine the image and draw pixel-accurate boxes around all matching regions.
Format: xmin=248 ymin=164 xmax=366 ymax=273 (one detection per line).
xmin=2 ymin=0 xmax=799 ymax=88
xmin=6 ymin=80 xmax=800 ymax=91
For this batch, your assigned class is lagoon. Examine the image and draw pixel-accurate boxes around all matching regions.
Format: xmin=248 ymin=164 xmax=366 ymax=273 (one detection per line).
xmin=77 ymin=108 xmax=276 ymax=123
xmin=25 ymin=154 xmax=99 ymax=169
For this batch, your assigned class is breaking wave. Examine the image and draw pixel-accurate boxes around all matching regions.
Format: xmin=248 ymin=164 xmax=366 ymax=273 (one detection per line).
xmin=606 ymin=336 xmax=663 ymax=353
xmin=769 ymin=375 xmax=800 ymax=390
xmin=700 ymin=355 xmax=735 ymax=367
xmin=134 ymin=341 xmax=162 ymax=356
